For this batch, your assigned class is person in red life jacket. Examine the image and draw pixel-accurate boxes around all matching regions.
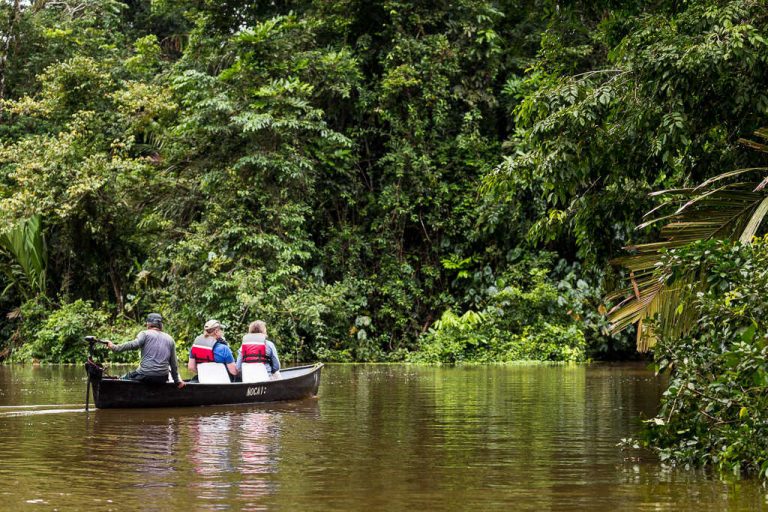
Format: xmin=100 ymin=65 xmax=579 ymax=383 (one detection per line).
xmin=188 ymin=319 xmax=238 ymax=381
xmin=236 ymin=320 xmax=281 ymax=378
xmin=106 ymin=313 xmax=186 ymax=388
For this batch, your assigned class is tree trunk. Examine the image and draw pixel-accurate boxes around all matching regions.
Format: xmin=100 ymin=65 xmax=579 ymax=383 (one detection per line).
xmin=0 ymin=0 xmax=22 ymax=99
xmin=108 ymin=258 xmax=125 ymax=315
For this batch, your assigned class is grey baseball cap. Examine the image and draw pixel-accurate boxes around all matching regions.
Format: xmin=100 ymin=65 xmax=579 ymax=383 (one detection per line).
xmin=146 ymin=313 xmax=163 ymax=326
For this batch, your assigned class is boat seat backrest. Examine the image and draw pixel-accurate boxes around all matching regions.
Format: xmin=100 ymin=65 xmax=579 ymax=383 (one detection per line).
xmin=241 ymin=363 xmax=269 ymax=383
xmin=197 ymin=362 xmax=231 ymax=384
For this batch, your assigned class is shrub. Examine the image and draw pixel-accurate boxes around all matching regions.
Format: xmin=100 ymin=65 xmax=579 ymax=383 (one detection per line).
xmin=637 ymin=238 xmax=768 ymax=478
xmin=409 ymin=267 xmax=587 ymax=363
xmin=13 ymin=299 xmax=109 ymax=363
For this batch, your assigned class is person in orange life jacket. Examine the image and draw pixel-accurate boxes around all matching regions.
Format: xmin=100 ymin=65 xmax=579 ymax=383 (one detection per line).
xmin=188 ymin=319 xmax=238 ymax=381
xmin=236 ymin=320 xmax=281 ymax=377
xmin=106 ymin=313 xmax=186 ymax=388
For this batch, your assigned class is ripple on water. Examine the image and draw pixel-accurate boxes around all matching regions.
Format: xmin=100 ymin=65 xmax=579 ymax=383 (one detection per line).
xmin=0 ymin=364 xmax=766 ymax=511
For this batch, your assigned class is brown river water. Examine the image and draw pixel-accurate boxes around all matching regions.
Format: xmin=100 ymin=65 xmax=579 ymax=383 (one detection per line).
xmin=0 ymin=363 xmax=766 ymax=511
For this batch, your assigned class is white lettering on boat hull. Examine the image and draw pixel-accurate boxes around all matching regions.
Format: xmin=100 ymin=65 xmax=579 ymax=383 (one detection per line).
xmin=246 ymin=386 xmax=266 ymax=397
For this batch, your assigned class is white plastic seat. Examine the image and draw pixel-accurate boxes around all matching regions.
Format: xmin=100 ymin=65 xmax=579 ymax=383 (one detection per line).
xmin=197 ymin=362 xmax=231 ymax=384
xmin=241 ymin=363 xmax=269 ymax=383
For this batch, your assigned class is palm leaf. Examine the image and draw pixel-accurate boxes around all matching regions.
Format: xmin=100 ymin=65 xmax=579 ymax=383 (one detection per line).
xmin=740 ymin=196 xmax=768 ymax=243
xmin=694 ymin=169 xmax=766 ymax=191
xmin=0 ymin=215 xmax=47 ymax=299
xmin=607 ymin=173 xmax=768 ymax=351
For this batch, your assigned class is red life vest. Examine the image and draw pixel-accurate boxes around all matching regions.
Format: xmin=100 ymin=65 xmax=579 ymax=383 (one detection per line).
xmin=241 ymin=333 xmax=268 ymax=364
xmin=191 ymin=335 xmax=217 ymax=363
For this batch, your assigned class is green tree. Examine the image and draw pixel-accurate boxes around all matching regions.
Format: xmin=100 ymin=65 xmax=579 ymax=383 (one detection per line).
xmin=485 ymin=0 xmax=768 ymax=265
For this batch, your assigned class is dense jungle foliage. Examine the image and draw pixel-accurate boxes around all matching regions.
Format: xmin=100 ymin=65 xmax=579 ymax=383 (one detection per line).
xmin=629 ymin=238 xmax=768 ymax=478
xmin=0 ymin=0 xmax=766 ymax=361
xmin=3 ymin=0 xmax=768 ymax=478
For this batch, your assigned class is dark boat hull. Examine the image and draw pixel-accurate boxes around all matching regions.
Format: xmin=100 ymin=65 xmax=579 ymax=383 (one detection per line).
xmin=87 ymin=364 xmax=323 ymax=409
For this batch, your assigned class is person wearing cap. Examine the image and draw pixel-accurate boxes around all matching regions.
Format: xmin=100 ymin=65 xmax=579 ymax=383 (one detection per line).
xmin=188 ymin=319 xmax=238 ymax=381
xmin=106 ymin=313 xmax=186 ymax=388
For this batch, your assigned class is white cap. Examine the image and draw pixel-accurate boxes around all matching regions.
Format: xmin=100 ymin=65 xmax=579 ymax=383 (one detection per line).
xmin=204 ymin=319 xmax=222 ymax=331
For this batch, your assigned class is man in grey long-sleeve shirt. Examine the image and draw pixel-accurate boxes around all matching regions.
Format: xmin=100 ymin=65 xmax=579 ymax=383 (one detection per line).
xmin=106 ymin=313 xmax=186 ymax=388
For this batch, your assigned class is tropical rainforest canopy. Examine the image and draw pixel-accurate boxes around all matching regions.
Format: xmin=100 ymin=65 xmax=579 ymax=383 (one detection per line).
xmin=1 ymin=0 xmax=767 ymax=361
xmin=3 ymin=0 xmax=768 ymax=477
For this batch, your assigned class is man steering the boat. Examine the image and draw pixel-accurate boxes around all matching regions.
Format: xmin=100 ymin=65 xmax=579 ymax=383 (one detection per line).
xmin=106 ymin=313 xmax=186 ymax=388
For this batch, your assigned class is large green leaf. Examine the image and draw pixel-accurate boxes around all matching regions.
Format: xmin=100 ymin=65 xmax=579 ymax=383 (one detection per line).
xmin=0 ymin=215 xmax=47 ymax=299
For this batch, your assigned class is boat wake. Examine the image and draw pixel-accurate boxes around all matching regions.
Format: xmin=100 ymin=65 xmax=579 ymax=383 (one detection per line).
xmin=0 ymin=405 xmax=85 ymax=417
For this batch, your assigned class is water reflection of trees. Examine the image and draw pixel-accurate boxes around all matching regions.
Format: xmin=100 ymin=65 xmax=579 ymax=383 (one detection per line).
xmin=89 ymin=409 xmax=181 ymax=476
xmin=294 ymin=364 xmax=671 ymax=510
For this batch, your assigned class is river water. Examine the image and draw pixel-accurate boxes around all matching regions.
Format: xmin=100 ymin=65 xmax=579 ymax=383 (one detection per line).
xmin=0 ymin=363 xmax=766 ymax=511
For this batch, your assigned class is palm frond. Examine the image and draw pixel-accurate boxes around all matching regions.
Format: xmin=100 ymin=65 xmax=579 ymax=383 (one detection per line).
xmin=607 ymin=172 xmax=768 ymax=351
xmin=740 ymin=196 xmax=768 ymax=243
xmin=739 ymin=128 xmax=768 ymax=154
xmin=694 ymin=169 xmax=766 ymax=191
xmin=0 ymin=215 xmax=47 ymax=299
